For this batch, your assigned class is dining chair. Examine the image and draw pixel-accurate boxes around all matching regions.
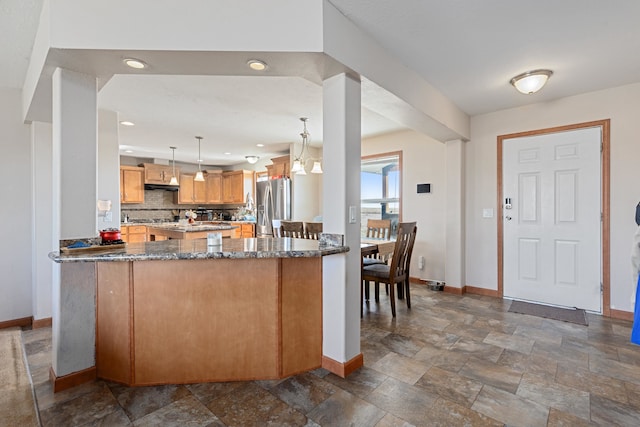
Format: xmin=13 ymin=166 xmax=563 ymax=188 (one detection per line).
xmin=366 ymin=219 xmax=392 ymax=240
xmin=362 ymin=222 xmax=417 ymax=317
xmin=280 ymin=221 xmax=304 ymax=238
xmin=362 ymin=219 xmax=392 ymax=267
xmin=304 ymin=222 xmax=323 ymax=239
xmin=271 ymin=219 xmax=282 ymax=237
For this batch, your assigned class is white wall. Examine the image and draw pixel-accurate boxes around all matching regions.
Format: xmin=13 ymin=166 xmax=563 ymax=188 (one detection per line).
xmin=362 ymin=129 xmax=447 ymax=282
xmin=291 ymin=145 xmax=322 ymax=221
xmin=0 ymin=88 xmax=33 ymax=322
xmin=467 ymin=82 xmax=640 ymax=312
xmin=97 ymin=110 xmax=120 ymax=229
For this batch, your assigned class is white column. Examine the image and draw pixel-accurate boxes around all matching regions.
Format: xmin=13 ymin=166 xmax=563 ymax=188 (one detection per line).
xmin=445 ymin=139 xmax=465 ymax=289
xmin=322 ymin=73 xmax=362 ymax=368
xmin=51 ymin=68 xmax=98 ymax=378
xmin=52 ymin=68 xmax=98 ymax=240
xmin=31 ymin=122 xmax=54 ymax=322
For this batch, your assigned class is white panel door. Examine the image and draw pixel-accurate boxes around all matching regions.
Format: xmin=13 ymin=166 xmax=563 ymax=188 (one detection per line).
xmin=503 ymin=127 xmax=601 ymax=312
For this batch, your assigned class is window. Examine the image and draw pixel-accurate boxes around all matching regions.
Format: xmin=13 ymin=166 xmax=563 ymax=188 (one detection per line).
xmin=361 ymin=151 xmax=402 ymax=236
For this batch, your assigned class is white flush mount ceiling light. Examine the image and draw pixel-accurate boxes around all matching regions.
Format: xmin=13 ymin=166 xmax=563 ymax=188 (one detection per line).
xmin=119 ymin=121 xmax=135 ymax=126
xmin=194 ymin=136 xmax=205 ymax=182
xmin=510 ymin=69 xmax=553 ymax=94
xmin=245 ymin=155 xmax=260 ymax=164
xmin=123 ymin=58 xmax=147 ymax=69
xmin=247 ymin=59 xmax=267 ymax=71
xmin=169 ymin=146 xmax=179 ymax=186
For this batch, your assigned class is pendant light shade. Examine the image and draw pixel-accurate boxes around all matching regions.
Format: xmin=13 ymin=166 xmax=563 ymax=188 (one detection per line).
xmin=194 ymin=136 xmax=205 ymax=182
xmin=510 ymin=69 xmax=553 ymax=94
xmin=311 ymin=161 xmax=323 ymax=174
xmin=169 ymin=146 xmax=179 ymax=185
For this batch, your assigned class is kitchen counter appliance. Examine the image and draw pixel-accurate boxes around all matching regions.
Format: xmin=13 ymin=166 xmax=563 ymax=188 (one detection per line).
xmin=256 ymin=177 xmax=291 ymax=237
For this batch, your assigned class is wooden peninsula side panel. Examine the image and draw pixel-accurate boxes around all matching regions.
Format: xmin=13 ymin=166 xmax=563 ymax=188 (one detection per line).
xmin=96 ymin=257 xmax=322 ymax=386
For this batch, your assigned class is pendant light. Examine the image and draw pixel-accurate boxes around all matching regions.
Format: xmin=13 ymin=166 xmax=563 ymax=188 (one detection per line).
xmin=169 ymin=146 xmax=179 ymax=185
xmin=291 ymin=117 xmax=322 ymax=175
xmin=194 ymin=136 xmax=205 ymax=182
xmin=311 ymin=161 xmax=323 ymax=174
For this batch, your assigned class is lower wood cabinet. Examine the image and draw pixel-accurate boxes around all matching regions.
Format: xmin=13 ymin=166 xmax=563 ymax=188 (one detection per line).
xmin=233 ymin=223 xmax=255 ymax=238
xmin=121 ymin=225 xmax=147 ymax=243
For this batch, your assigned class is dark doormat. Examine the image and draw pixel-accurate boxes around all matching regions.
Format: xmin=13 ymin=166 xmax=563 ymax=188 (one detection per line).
xmin=508 ymin=300 xmax=589 ymax=326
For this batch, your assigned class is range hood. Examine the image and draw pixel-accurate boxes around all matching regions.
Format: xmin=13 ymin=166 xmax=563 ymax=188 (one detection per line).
xmin=144 ymin=183 xmax=179 ymax=191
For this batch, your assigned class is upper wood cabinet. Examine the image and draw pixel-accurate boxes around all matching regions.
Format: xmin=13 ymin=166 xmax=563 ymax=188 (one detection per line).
xmin=120 ymin=166 xmax=144 ymax=204
xmin=222 ymin=170 xmax=255 ymax=204
xmin=205 ymin=172 xmax=223 ymax=204
xmin=175 ymin=170 xmax=253 ymax=205
xmin=176 ymin=174 xmax=206 ymax=204
xmin=142 ymin=163 xmax=179 ymax=185
xmin=266 ymin=155 xmax=290 ymax=178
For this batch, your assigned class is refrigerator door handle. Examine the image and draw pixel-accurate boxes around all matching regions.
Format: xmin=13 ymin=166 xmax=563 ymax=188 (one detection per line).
xmin=264 ymin=183 xmax=274 ymax=234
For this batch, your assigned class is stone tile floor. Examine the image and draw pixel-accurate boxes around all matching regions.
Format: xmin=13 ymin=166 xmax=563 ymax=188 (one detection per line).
xmin=21 ymin=285 xmax=640 ymax=426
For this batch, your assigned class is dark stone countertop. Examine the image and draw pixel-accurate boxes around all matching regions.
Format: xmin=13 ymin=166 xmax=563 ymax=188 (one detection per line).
xmin=49 ymin=236 xmax=348 ymax=263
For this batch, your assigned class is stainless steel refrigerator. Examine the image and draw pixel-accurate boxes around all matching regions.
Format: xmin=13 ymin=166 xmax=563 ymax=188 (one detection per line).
xmin=256 ymin=177 xmax=291 ymax=237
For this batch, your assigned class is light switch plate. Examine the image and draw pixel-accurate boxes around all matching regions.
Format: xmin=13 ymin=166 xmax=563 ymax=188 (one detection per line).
xmin=104 ymin=211 xmax=113 ymax=222
xmin=482 ymin=208 xmax=494 ymax=218
xmin=349 ymin=206 xmax=357 ymax=224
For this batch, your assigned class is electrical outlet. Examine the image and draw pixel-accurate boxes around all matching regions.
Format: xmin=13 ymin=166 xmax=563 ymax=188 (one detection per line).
xmin=418 ymin=255 xmax=425 ymax=270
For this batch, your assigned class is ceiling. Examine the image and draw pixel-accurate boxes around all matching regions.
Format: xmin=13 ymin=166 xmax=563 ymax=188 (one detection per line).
xmin=3 ymin=0 xmax=640 ymax=166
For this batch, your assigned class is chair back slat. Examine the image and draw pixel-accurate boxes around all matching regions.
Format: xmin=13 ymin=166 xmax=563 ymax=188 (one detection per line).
xmin=304 ymin=222 xmax=323 ymax=239
xmin=280 ymin=221 xmax=304 ymax=238
xmin=366 ymin=219 xmax=392 ymax=240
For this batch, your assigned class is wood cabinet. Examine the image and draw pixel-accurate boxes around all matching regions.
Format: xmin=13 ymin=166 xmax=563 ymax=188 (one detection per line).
xmin=95 ymin=257 xmax=322 ymax=386
xmin=222 ymin=170 xmax=254 ymax=204
xmin=175 ymin=170 xmax=253 ymax=205
xmin=142 ymin=163 xmax=179 ymax=185
xmin=120 ymin=166 xmax=144 ymax=204
xmin=266 ymin=155 xmax=290 ymax=178
xmin=177 ymin=174 xmax=206 ymax=204
xmin=205 ymin=171 xmax=223 ymax=204
xmin=232 ymin=223 xmax=255 ymax=238
xmin=121 ymin=225 xmax=147 ymax=243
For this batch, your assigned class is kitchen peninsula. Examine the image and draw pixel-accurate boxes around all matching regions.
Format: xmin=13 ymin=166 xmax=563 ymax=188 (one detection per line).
xmin=48 ymin=236 xmax=348 ymax=391
xmin=146 ymin=222 xmax=237 ymax=240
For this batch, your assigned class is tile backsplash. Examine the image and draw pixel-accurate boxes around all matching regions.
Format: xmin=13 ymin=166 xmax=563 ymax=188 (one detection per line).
xmin=121 ymin=190 xmax=241 ymax=222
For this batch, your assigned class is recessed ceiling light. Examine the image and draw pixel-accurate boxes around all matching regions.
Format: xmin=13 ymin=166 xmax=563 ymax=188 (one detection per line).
xmin=256 ymin=143 xmax=264 ymax=147
xmin=247 ymin=59 xmax=267 ymax=71
xmin=224 ymin=152 xmax=231 ymax=155
xmin=124 ymin=150 xmax=134 ymax=153
xmin=123 ymin=58 xmax=147 ymax=69
xmin=119 ymin=121 xmax=135 ymax=126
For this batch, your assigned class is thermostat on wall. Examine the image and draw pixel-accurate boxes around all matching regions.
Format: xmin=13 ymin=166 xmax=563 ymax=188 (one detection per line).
xmin=417 ymin=183 xmax=431 ymax=193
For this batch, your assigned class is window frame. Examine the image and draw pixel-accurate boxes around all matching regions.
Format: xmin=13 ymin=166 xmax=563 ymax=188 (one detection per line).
xmin=361 ymin=150 xmax=403 ymax=235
